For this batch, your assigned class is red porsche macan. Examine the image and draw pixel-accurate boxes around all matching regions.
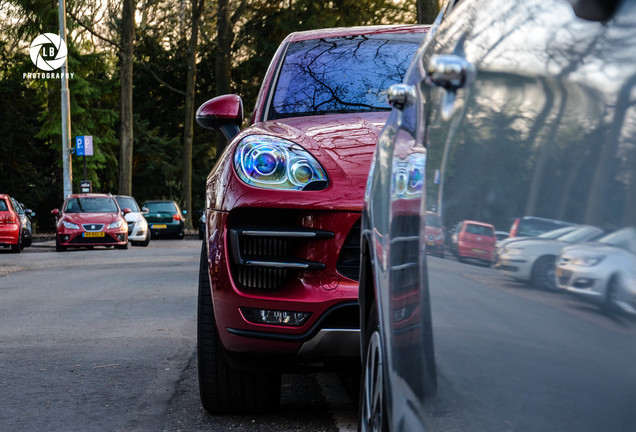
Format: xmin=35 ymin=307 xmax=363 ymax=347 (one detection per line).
xmin=195 ymin=25 xmax=429 ymax=413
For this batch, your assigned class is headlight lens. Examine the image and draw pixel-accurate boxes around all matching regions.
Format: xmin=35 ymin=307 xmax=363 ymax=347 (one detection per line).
xmin=62 ymin=220 xmax=80 ymax=229
xmin=504 ymin=248 xmax=523 ymax=256
xmin=233 ymin=135 xmax=328 ymax=190
xmin=108 ymin=219 xmax=124 ymax=229
xmin=572 ymin=255 xmax=606 ymax=267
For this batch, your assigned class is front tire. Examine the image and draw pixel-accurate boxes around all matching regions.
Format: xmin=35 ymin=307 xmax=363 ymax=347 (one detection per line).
xmin=532 ymin=256 xmax=557 ymax=291
xmin=197 ymin=242 xmax=281 ymax=414
xmin=603 ymin=275 xmax=620 ymax=313
xmin=55 ymin=237 xmax=66 ymax=252
xmin=359 ymin=300 xmax=388 ymax=432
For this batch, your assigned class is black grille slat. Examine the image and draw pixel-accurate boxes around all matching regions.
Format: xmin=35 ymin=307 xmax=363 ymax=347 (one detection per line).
xmin=336 ymin=219 xmax=361 ymax=281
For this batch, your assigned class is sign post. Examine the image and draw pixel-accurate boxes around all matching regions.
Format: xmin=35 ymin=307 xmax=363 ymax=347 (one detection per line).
xmin=75 ymin=135 xmax=94 ymax=192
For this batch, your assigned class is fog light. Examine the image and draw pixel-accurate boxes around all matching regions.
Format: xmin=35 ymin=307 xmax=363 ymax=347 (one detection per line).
xmin=62 ymin=235 xmax=70 ymax=242
xmin=573 ymin=278 xmax=594 ymax=289
xmin=241 ymin=307 xmax=311 ymax=326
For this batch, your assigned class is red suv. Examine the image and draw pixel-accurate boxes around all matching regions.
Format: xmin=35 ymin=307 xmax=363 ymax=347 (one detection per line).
xmin=195 ymin=25 xmax=428 ymax=413
xmin=0 ymin=194 xmax=22 ymax=253
xmin=455 ymin=220 xmax=497 ymax=266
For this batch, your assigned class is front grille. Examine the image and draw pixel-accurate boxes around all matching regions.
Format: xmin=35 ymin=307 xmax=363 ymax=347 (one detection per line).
xmin=82 ymin=224 xmax=104 ymax=231
xmin=70 ymin=234 xmax=116 ymax=244
xmin=336 ymin=219 xmax=361 ymax=281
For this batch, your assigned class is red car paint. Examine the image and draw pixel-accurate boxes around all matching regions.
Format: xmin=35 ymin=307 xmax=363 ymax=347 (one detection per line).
xmin=0 ymin=194 xmax=21 ymax=252
xmin=456 ymin=220 xmax=497 ymax=264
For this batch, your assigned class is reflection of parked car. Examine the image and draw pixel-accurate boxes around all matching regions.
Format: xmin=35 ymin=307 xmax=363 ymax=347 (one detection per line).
xmin=115 ymin=195 xmax=150 ymax=247
xmin=557 ymin=227 xmax=636 ymax=314
xmin=196 ymin=25 xmax=429 ymax=414
xmin=52 ymin=194 xmax=129 ymax=252
xmin=0 ymin=194 xmax=22 ymax=253
xmin=454 ymin=220 xmax=496 ymax=265
xmin=425 ymin=211 xmax=445 ymax=257
xmin=142 ymin=200 xmax=185 ymax=239
xmin=358 ymin=1 xmax=636 ymax=430
xmin=10 ymin=197 xmax=35 ymax=248
xmin=509 ymin=216 xmax=576 ymax=238
xmin=499 ymin=225 xmax=604 ymax=291
xmin=495 ymin=231 xmax=509 ymax=241
xmin=494 ymin=225 xmax=579 ymax=266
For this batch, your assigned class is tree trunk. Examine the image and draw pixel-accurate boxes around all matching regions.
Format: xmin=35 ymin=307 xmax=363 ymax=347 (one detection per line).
xmin=118 ymin=0 xmax=135 ymax=196
xmin=416 ymin=0 xmax=439 ymax=24
xmin=182 ymin=0 xmax=205 ymax=230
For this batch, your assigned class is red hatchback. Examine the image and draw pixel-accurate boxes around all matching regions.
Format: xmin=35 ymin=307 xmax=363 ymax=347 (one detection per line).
xmin=52 ymin=193 xmax=130 ymax=252
xmin=195 ymin=25 xmax=428 ymax=413
xmin=0 ymin=194 xmax=22 ymax=253
xmin=455 ymin=220 xmax=497 ymax=265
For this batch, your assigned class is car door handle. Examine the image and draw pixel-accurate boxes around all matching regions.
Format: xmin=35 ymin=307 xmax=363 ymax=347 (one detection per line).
xmin=427 ymin=54 xmax=475 ymax=91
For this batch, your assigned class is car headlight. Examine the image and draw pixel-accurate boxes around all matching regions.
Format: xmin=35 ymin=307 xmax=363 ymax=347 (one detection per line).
xmin=108 ymin=219 xmax=124 ymax=229
xmin=62 ymin=220 xmax=80 ymax=229
xmin=504 ymin=248 xmax=523 ymax=256
xmin=233 ymin=135 xmax=328 ymax=190
xmin=572 ymin=255 xmax=606 ymax=267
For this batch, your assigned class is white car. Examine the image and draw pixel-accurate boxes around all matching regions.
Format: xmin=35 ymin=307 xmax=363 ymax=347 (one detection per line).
xmin=494 ymin=225 xmax=579 ymax=266
xmin=115 ymin=195 xmax=150 ymax=247
xmin=498 ymin=225 xmax=603 ymax=291
xmin=557 ymin=227 xmax=636 ymax=314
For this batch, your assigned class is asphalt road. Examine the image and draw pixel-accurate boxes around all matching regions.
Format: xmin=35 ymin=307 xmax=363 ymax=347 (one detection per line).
xmin=0 ymin=239 xmax=358 ymax=432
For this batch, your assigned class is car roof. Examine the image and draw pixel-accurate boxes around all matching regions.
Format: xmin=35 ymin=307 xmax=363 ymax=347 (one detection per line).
xmin=284 ymin=25 xmax=430 ymax=43
xmin=463 ymin=220 xmax=495 ymax=228
xmin=66 ymin=193 xmax=113 ymax=199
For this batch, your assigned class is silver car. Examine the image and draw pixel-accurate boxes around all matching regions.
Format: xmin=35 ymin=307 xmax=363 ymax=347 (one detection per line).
xmin=557 ymin=227 xmax=636 ymax=313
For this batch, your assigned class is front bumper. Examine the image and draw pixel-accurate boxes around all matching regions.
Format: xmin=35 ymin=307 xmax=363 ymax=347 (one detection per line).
xmin=205 ymin=207 xmax=361 ymax=361
xmin=56 ymin=227 xmax=128 ymax=247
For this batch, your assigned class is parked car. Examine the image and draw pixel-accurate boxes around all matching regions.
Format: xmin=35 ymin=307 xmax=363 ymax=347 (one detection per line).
xmin=494 ymin=225 xmax=579 ymax=266
xmin=195 ymin=25 xmax=429 ymax=414
xmin=52 ymin=193 xmax=129 ymax=252
xmin=425 ymin=211 xmax=445 ymax=257
xmin=557 ymin=227 xmax=636 ymax=314
xmin=9 ymin=197 xmax=35 ymax=248
xmin=115 ymin=195 xmax=150 ymax=247
xmin=498 ymin=225 xmax=604 ymax=290
xmin=495 ymin=230 xmax=509 ymax=241
xmin=198 ymin=210 xmax=205 ymax=240
xmin=359 ymin=0 xmax=636 ymax=430
xmin=509 ymin=216 xmax=576 ymax=238
xmin=142 ymin=200 xmax=185 ymax=239
xmin=453 ymin=220 xmax=497 ymax=265
xmin=0 ymin=194 xmax=22 ymax=253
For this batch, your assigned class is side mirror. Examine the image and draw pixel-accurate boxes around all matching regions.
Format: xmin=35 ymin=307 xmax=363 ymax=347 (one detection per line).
xmin=141 ymin=207 xmax=149 ymax=214
xmin=196 ymin=94 xmax=243 ymax=141
xmin=122 ymin=208 xmax=132 ymax=215
xmin=51 ymin=209 xmax=60 ymax=217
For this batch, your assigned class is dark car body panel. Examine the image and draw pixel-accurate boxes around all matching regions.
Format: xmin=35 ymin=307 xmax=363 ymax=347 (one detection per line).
xmin=360 ymin=0 xmax=636 ymax=430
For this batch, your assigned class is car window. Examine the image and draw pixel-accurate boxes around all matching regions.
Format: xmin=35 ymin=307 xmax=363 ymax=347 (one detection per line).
xmin=538 ymin=226 xmax=577 ymax=239
xmin=517 ymin=219 xmax=571 ymax=237
xmin=426 ymin=212 xmax=442 ymax=228
xmin=465 ymin=224 xmax=493 ymax=236
xmin=144 ymin=202 xmax=176 ymax=213
xmin=269 ymin=34 xmax=423 ymax=119
xmin=65 ymin=197 xmax=119 ymax=213
xmin=115 ymin=196 xmax=140 ymax=212
xmin=0 ymin=199 xmax=8 ymax=211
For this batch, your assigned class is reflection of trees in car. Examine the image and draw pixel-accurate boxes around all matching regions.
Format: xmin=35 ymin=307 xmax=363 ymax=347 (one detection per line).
xmin=271 ymin=35 xmax=419 ymax=118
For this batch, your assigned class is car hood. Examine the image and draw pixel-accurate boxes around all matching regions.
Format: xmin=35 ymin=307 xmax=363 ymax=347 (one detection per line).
xmin=63 ymin=213 xmax=121 ymax=224
xmin=123 ymin=212 xmax=144 ymax=223
xmin=502 ymin=239 xmax=568 ymax=254
xmin=244 ymin=112 xmax=388 ymax=193
xmin=561 ymin=243 xmax=623 ymax=258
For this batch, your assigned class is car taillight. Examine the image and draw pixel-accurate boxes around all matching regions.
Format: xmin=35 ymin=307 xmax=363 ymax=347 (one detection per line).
xmin=509 ymin=218 xmax=519 ymax=237
xmin=5 ymin=212 xmax=17 ymax=224
xmin=173 ymin=213 xmax=182 ymax=221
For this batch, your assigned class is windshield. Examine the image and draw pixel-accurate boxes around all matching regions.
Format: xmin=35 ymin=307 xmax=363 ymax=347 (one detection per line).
xmin=538 ymin=226 xmax=578 ymax=239
xmin=64 ymin=197 xmax=119 ymax=213
xmin=426 ymin=212 xmax=442 ymax=228
xmin=269 ymin=34 xmax=422 ymax=119
xmin=115 ymin=196 xmax=140 ymax=212
xmin=599 ymin=227 xmax=636 ymax=253
xmin=559 ymin=226 xmax=603 ymax=243
xmin=144 ymin=202 xmax=177 ymax=213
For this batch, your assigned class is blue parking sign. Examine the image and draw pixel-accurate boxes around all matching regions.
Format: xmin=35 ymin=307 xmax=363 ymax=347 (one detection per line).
xmin=76 ymin=136 xmax=85 ymax=156
xmin=75 ymin=136 xmax=93 ymax=156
